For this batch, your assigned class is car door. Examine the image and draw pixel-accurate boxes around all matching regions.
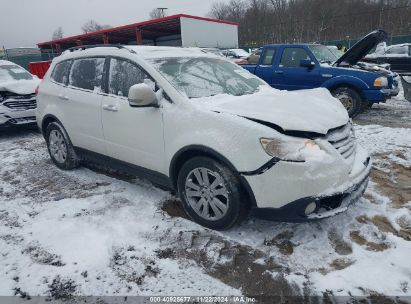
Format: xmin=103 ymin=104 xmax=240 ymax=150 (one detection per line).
xmin=101 ymin=57 xmax=165 ymax=174
xmin=64 ymin=57 xmax=106 ymax=154
xmin=254 ymin=47 xmax=276 ymax=86
xmin=272 ymin=46 xmax=321 ymax=90
xmin=47 ymin=59 xmax=72 ymax=125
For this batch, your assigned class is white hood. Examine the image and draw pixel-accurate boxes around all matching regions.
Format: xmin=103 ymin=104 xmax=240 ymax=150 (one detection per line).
xmin=0 ymin=79 xmax=41 ymax=95
xmin=196 ymin=87 xmax=349 ymax=135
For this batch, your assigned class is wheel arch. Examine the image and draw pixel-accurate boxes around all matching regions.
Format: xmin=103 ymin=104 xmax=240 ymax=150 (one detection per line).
xmin=169 ymin=145 xmax=258 ymax=207
xmin=323 ymin=76 xmax=368 ymax=101
xmin=327 ymin=82 xmax=366 ymax=102
xmin=41 ymin=114 xmax=63 ymax=138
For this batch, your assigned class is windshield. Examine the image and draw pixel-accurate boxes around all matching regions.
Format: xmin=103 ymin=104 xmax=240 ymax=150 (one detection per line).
xmin=0 ymin=64 xmax=33 ymax=82
xmin=327 ymin=46 xmax=344 ymax=59
xmin=149 ymin=57 xmax=266 ymax=99
xmin=308 ymin=45 xmax=338 ymax=63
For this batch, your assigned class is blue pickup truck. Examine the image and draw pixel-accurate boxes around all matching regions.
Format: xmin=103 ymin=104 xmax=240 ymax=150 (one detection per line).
xmin=241 ymin=30 xmax=399 ymax=117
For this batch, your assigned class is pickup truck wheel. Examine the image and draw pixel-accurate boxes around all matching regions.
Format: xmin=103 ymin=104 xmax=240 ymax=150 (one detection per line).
xmin=45 ymin=122 xmax=79 ymax=170
xmin=177 ymin=156 xmax=249 ymax=230
xmin=332 ymin=87 xmax=362 ymax=118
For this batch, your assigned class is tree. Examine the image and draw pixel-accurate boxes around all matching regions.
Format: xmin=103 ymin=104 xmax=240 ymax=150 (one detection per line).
xmin=52 ymin=27 xmax=63 ymax=39
xmin=149 ymin=8 xmax=167 ymax=19
xmin=208 ymin=0 xmax=411 ymax=46
xmin=81 ymin=20 xmax=111 ymax=33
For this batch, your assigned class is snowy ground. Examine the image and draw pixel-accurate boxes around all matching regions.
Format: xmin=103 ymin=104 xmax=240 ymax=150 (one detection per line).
xmin=0 ymin=92 xmax=410 ymax=302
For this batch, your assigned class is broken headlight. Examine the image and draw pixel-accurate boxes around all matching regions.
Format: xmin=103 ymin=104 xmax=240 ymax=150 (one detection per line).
xmin=260 ymin=137 xmax=321 ymax=162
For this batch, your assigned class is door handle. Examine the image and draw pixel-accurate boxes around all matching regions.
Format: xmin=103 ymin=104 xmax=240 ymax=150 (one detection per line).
xmin=58 ymin=94 xmax=69 ymax=101
xmin=103 ymin=104 xmax=118 ymax=112
xmin=274 ymin=70 xmax=284 ymax=74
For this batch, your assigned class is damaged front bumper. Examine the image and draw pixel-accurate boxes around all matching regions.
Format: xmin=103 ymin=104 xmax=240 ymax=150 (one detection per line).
xmin=0 ymin=108 xmax=37 ymax=127
xmin=245 ymin=145 xmax=372 ymax=222
xmin=382 ymin=86 xmax=400 ymax=97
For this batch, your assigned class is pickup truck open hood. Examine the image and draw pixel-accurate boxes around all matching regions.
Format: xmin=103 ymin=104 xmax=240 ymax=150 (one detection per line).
xmin=0 ymin=79 xmax=40 ymax=95
xmin=334 ymin=30 xmax=387 ymax=67
xmin=198 ymin=87 xmax=349 ymax=135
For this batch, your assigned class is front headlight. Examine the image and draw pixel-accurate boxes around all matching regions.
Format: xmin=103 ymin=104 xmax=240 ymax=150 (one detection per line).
xmin=373 ymin=76 xmax=388 ymax=87
xmin=260 ymin=137 xmax=321 ymax=162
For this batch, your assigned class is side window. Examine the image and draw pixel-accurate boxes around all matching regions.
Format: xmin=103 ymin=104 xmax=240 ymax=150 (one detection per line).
xmin=51 ymin=61 xmax=71 ymax=85
xmin=108 ymin=58 xmax=150 ymax=97
xmin=280 ymin=48 xmax=311 ymax=67
xmin=69 ymin=58 xmax=105 ymax=91
xmin=261 ymin=48 xmax=276 ymax=65
xmin=385 ymin=46 xmax=408 ymax=55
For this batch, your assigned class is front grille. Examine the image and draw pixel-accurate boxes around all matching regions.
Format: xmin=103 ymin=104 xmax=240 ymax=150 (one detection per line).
xmin=3 ymin=94 xmax=36 ymax=110
xmin=325 ymin=123 xmax=356 ymax=160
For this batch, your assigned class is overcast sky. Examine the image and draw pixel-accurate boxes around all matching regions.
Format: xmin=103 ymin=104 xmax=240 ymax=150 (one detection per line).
xmin=0 ymin=0 xmax=230 ymax=48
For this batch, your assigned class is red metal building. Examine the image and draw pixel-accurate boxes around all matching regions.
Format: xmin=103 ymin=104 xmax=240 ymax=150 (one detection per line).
xmin=37 ymin=14 xmax=239 ymax=56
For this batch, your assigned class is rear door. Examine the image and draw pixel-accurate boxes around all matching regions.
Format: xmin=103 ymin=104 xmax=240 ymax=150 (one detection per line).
xmin=254 ymin=47 xmax=277 ymax=86
xmin=43 ymin=59 xmax=72 ymax=124
xmin=272 ymin=46 xmax=321 ymax=90
xmin=101 ymin=57 xmax=165 ymax=173
xmin=64 ymin=57 xmax=106 ymax=154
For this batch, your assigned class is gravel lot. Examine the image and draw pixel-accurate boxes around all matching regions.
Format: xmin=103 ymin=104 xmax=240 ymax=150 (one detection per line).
xmin=0 ymin=91 xmax=410 ymax=302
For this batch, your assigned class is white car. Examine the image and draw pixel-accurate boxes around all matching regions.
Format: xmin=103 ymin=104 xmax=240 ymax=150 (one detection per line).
xmin=36 ymin=45 xmax=371 ymax=230
xmin=0 ymin=60 xmax=40 ymax=127
xmin=222 ymin=48 xmax=250 ymax=59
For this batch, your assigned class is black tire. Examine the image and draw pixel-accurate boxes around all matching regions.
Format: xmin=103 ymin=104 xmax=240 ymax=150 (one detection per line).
xmin=331 ymin=87 xmax=363 ymax=118
xmin=45 ymin=122 xmax=79 ymax=170
xmin=360 ymin=100 xmax=373 ymax=112
xmin=177 ymin=156 xmax=249 ymax=230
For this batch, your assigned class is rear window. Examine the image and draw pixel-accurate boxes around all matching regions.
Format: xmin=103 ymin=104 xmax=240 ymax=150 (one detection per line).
xmin=69 ymin=58 xmax=105 ymax=91
xmin=51 ymin=61 xmax=71 ymax=85
xmin=261 ymin=48 xmax=276 ymax=65
xmin=0 ymin=64 xmax=33 ymax=82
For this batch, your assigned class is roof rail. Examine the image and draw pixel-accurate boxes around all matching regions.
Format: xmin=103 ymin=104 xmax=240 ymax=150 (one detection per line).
xmin=67 ymin=44 xmax=136 ymax=54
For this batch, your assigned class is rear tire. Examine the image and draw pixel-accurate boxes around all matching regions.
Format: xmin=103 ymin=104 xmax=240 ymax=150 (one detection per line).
xmin=332 ymin=87 xmax=363 ymax=118
xmin=45 ymin=122 xmax=79 ymax=170
xmin=177 ymin=156 xmax=249 ymax=230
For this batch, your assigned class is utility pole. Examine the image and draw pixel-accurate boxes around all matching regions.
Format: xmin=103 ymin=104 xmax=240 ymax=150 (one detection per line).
xmin=157 ymin=8 xmax=168 ymax=18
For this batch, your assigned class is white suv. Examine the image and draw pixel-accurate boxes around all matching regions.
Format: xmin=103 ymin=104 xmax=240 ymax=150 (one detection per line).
xmin=36 ymin=45 xmax=371 ymax=230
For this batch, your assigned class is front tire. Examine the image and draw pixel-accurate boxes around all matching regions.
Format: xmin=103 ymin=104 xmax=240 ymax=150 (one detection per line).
xmin=45 ymin=122 xmax=79 ymax=170
xmin=332 ymin=87 xmax=363 ymax=118
xmin=177 ymin=156 xmax=248 ymax=230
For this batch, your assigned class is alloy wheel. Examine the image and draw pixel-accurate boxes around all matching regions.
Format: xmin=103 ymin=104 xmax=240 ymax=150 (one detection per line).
xmin=335 ymin=92 xmax=353 ymax=112
xmin=49 ymin=129 xmax=67 ymax=164
xmin=184 ymin=167 xmax=229 ymax=221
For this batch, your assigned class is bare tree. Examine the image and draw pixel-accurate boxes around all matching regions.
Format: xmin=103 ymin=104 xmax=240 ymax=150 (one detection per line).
xmin=208 ymin=0 xmax=411 ymax=46
xmin=81 ymin=20 xmax=111 ymax=33
xmin=52 ymin=27 xmax=63 ymax=39
xmin=149 ymin=8 xmax=167 ymax=19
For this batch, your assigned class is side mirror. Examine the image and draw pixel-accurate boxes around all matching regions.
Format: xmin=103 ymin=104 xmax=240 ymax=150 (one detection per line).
xmin=300 ymin=59 xmax=315 ymax=69
xmin=128 ymin=83 xmax=158 ymax=107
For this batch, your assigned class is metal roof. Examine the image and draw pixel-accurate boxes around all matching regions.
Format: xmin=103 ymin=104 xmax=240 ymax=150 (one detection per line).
xmin=37 ymin=14 xmax=239 ymax=50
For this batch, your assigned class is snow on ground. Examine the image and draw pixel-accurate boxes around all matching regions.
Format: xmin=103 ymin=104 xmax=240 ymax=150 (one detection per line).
xmin=0 ymin=134 xmax=239 ymax=297
xmin=0 ymin=93 xmax=410 ymax=300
